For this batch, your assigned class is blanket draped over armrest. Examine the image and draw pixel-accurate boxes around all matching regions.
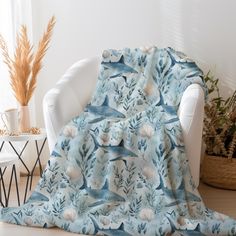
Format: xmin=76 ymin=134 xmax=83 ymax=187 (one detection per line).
xmin=1 ymin=47 xmax=236 ymax=235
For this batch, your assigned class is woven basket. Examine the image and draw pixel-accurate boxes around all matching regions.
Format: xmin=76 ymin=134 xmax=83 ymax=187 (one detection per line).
xmin=201 ymin=154 xmax=236 ymax=190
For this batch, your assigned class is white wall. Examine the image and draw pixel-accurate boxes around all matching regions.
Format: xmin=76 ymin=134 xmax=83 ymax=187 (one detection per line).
xmin=31 ymin=0 xmax=236 ymax=129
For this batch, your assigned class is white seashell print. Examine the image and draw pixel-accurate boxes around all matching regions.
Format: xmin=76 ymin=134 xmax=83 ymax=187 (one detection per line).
xmin=139 ymin=124 xmax=154 ymax=138
xmin=100 ymin=216 xmax=110 ymax=226
xmin=215 ymin=212 xmax=227 ymax=222
xmin=66 ymin=166 xmax=82 ymax=180
xmin=147 ymin=46 xmax=155 ymax=54
xmin=177 ymin=216 xmax=186 ymax=226
xmin=144 ymin=82 xmax=155 ymax=95
xmin=139 ymin=208 xmax=155 ymax=221
xmin=96 ymin=148 xmax=105 ymax=158
xmin=24 ymin=217 xmax=33 ymax=225
xmin=63 ymin=125 xmax=78 ymax=138
xmin=142 ymin=166 xmax=156 ymax=180
xmin=139 ymin=46 xmax=155 ymax=54
xmin=63 ymin=208 xmax=77 ymax=222
xmin=102 ymin=50 xmax=110 ymax=58
xmin=100 ymin=134 xmax=109 ymax=144
xmin=139 ymin=46 xmax=146 ymax=52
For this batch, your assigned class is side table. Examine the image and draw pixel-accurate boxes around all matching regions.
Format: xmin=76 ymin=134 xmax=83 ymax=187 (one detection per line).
xmin=0 ymin=129 xmax=47 ymax=204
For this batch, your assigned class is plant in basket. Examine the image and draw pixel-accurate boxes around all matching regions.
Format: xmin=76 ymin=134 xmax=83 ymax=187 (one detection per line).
xmin=202 ymin=72 xmax=236 ymax=189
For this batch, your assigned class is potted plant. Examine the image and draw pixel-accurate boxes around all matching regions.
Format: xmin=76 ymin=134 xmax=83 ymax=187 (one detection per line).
xmin=201 ymin=72 xmax=236 ymax=189
xmin=0 ymin=16 xmax=55 ymax=132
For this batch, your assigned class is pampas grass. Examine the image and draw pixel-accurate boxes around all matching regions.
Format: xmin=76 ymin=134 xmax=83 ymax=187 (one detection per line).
xmin=0 ymin=16 xmax=56 ymax=106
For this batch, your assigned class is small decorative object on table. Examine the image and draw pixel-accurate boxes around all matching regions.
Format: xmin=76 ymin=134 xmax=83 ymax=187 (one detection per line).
xmin=0 ymin=16 xmax=56 ymax=132
xmin=202 ymin=72 xmax=236 ymax=189
xmin=0 ymin=129 xmax=6 ymax=136
xmin=1 ymin=108 xmax=20 ymax=135
xmin=27 ymin=127 xmax=41 ymax=135
xmin=0 ymin=127 xmax=41 ymax=136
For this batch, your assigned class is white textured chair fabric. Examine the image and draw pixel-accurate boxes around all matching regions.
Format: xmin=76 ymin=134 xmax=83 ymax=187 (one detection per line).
xmin=43 ymin=57 xmax=204 ymax=187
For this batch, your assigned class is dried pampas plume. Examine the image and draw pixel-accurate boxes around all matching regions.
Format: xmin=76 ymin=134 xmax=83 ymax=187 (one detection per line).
xmin=0 ymin=16 xmax=56 ymax=106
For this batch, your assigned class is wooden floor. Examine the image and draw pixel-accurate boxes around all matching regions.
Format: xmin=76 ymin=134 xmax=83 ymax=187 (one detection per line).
xmin=0 ymin=177 xmax=236 ymax=235
xmin=198 ymin=181 xmax=236 ymax=219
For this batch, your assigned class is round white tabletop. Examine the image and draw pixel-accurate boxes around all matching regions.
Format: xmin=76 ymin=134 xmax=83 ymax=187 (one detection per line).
xmin=0 ymin=129 xmax=47 ymax=142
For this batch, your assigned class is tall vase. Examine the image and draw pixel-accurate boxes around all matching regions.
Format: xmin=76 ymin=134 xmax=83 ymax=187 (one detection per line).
xmin=19 ymin=105 xmax=31 ymax=133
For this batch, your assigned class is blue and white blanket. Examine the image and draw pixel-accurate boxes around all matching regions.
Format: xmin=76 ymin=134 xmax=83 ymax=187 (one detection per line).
xmin=1 ymin=47 xmax=236 ymax=235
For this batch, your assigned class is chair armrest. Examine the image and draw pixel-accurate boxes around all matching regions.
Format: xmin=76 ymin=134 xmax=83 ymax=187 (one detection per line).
xmin=178 ymin=83 xmax=205 ymax=187
xmin=43 ymin=57 xmax=101 ymax=153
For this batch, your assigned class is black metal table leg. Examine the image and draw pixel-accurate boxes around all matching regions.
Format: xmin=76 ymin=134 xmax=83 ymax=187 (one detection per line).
xmin=0 ymin=183 xmax=3 ymax=207
xmin=6 ymin=166 xmax=19 ymax=206
xmin=0 ymin=141 xmax=5 ymax=152
xmin=0 ymin=134 xmax=47 ymax=206
xmin=0 ymin=167 xmax=7 ymax=207
xmin=12 ymin=164 xmax=20 ymax=206
xmin=0 ymin=184 xmax=5 ymax=207
xmin=0 ymin=165 xmax=20 ymax=207
xmin=29 ymin=138 xmax=47 ymax=190
xmin=8 ymin=141 xmax=31 ymax=203
xmin=0 ymin=141 xmax=6 ymax=206
xmin=0 ymin=141 xmax=5 ymax=205
xmin=0 ymin=175 xmax=2 ymax=206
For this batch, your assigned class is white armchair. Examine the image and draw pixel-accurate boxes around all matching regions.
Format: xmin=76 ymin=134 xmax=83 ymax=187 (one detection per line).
xmin=43 ymin=57 xmax=205 ymax=187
